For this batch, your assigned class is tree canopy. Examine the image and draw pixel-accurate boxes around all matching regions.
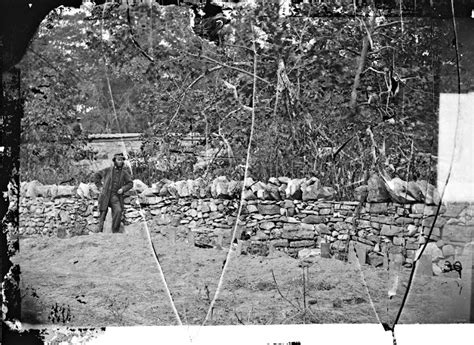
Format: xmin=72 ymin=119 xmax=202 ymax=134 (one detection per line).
xmin=18 ymin=1 xmax=458 ymax=197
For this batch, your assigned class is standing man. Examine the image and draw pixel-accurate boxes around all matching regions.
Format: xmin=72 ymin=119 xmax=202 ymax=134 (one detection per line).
xmin=94 ymin=153 xmax=133 ymax=233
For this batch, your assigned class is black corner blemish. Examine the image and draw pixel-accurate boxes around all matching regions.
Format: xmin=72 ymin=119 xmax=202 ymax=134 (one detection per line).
xmin=381 ymin=322 xmax=392 ymax=332
xmin=2 ymin=68 xmax=22 ymax=333
xmin=1 ymin=324 xmax=45 ymax=345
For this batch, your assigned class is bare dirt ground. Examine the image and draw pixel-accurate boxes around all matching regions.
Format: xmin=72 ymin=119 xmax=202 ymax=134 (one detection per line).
xmin=13 ymin=227 xmax=472 ymax=327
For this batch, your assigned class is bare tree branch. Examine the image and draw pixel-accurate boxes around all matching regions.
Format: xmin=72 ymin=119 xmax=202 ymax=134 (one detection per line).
xmin=349 ymin=15 xmax=376 ymax=114
xmin=373 ymin=21 xmax=403 ymax=32
xmin=368 ymin=46 xmax=396 ymax=54
xmin=28 ymin=48 xmax=82 ymax=83
xmin=271 ymin=269 xmax=299 ymax=310
xmin=166 ymin=66 xmax=223 ymax=129
xmin=202 ymin=25 xmax=260 ymax=326
xmin=187 ymin=53 xmax=271 ymax=85
xmin=363 ymin=66 xmax=386 ymax=75
xmin=234 ymin=311 xmax=245 ymax=325
xmin=126 ymin=7 xmax=155 ymax=63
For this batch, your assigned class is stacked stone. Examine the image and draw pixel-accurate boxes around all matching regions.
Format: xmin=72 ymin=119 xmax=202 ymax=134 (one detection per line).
xmin=142 ymin=176 xmax=336 ymax=202
xmin=127 ymin=176 xmax=336 ymax=256
xmin=19 ymin=197 xmax=96 ymax=238
xmin=241 ymin=200 xmax=319 ymax=257
xmin=19 ymin=176 xmax=473 ymax=275
xmin=125 ymin=197 xmax=471 ymax=268
xmin=347 ymin=202 xmax=472 ymax=272
xmin=431 ymin=203 xmax=474 ymax=275
xmin=130 ymin=195 xmax=239 ymax=246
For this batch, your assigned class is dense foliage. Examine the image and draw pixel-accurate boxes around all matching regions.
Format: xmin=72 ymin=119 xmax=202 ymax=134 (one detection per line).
xmin=19 ymin=1 xmax=453 ymax=197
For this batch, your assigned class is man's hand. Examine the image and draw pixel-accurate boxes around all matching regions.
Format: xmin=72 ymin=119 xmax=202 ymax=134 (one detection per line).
xmin=117 ymin=188 xmax=123 ymax=195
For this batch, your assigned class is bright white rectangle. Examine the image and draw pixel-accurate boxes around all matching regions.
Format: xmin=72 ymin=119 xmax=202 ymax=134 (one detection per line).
xmin=438 ymin=93 xmax=474 ymax=202
xmin=85 ymin=324 xmax=473 ymax=345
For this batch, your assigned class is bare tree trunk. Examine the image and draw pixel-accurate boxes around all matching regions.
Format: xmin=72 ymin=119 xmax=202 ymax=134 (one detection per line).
xmin=349 ymin=16 xmax=375 ymax=115
xmin=349 ymin=36 xmax=369 ymax=112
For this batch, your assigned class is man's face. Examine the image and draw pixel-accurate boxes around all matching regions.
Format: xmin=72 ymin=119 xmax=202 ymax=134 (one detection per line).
xmin=114 ymin=157 xmax=124 ymax=168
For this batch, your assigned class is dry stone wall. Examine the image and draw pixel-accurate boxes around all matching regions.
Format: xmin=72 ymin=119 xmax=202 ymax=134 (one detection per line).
xmin=19 ymin=177 xmax=473 ymax=274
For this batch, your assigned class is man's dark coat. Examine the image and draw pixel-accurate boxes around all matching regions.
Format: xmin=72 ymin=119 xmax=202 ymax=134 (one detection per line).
xmin=94 ymin=166 xmax=133 ymax=211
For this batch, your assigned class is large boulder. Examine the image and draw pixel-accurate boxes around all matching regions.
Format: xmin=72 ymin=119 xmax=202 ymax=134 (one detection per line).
xmin=278 ymin=176 xmax=290 ymax=184
xmin=406 ymin=181 xmax=424 ymax=201
xmin=199 ymin=178 xmax=211 ymax=198
xmin=244 ymin=177 xmax=255 ymax=187
xmin=138 ymin=194 xmax=161 ymax=205
xmin=153 ymin=179 xmax=171 ymax=192
xmin=227 ymin=180 xmax=242 ymax=198
xmin=416 ymin=180 xmax=440 ymax=205
xmin=265 ymin=183 xmax=281 ymax=200
xmin=56 ymin=185 xmax=76 ymax=197
xmin=242 ymin=189 xmax=256 ymax=200
xmin=285 ymin=178 xmax=305 ymax=199
xmin=188 ymin=177 xmax=209 ymax=198
xmin=318 ymin=186 xmax=336 ymax=200
xmin=36 ymin=184 xmax=52 ymax=197
xmin=268 ymin=177 xmax=280 ymax=186
xmin=186 ymin=180 xmax=199 ymax=197
xmin=89 ymin=183 xmax=100 ymax=198
xmin=301 ymin=178 xmax=321 ymax=201
xmin=49 ymin=184 xmax=58 ymax=198
xmin=77 ymin=182 xmax=91 ymax=199
xmin=132 ymin=179 xmax=148 ymax=193
xmin=301 ymin=177 xmax=320 ymax=190
xmin=141 ymin=187 xmax=160 ymax=197
xmin=175 ymin=180 xmax=192 ymax=197
xmin=211 ymin=176 xmax=230 ymax=198
xmin=158 ymin=180 xmax=173 ymax=196
xmin=250 ymin=181 xmax=265 ymax=195
xmin=256 ymin=184 xmax=273 ymax=200
xmin=151 ymin=179 xmax=172 ymax=197
xmin=384 ymin=177 xmax=417 ymax=203
xmin=158 ymin=184 xmax=169 ymax=196
xmin=24 ymin=180 xmax=42 ymax=198
xmin=20 ymin=181 xmax=28 ymax=195
xmin=424 ymin=242 xmax=444 ymax=262
xmin=166 ymin=181 xmax=179 ymax=197
xmin=187 ymin=178 xmax=201 ymax=197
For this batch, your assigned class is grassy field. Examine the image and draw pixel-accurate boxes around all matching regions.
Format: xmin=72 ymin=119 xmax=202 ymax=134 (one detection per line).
xmin=13 ymin=226 xmax=472 ymax=327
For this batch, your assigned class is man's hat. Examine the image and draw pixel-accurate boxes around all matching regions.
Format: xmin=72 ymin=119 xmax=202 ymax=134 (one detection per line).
xmin=112 ymin=153 xmax=126 ymax=161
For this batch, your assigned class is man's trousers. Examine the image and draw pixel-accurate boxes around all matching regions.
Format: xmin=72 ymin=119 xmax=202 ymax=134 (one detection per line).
xmin=98 ymin=194 xmax=123 ymax=233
